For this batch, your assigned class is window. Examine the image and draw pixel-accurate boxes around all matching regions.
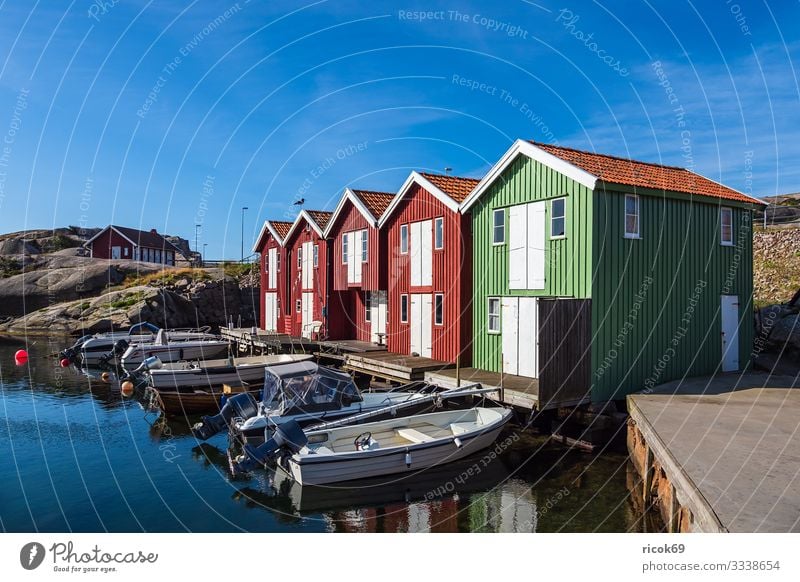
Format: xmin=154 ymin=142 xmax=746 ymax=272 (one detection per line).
xmin=166 ymin=251 xmax=174 ymax=266
xmin=276 ymin=253 xmax=281 ymax=271
xmin=551 ymin=198 xmax=566 ymax=238
xmin=624 ymin=194 xmax=640 ymax=238
xmin=434 ymin=293 xmax=443 ymax=325
xmin=313 ymin=244 xmax=319 ymax=268
xmin=342 ymin=234 xmax=348 ymax=264
xmin=720 ymin=207 xmax=733 ymax=246
xmin=492 ymin=209 xmax=505 ymax=245
xmin=434 ymin=217 xmax=444 ymax=249
xmin=155 ymin=249 xmax=161 ymax=263
xmin=365 ymin=292 xmax=371 ymax=322
xmin=361 ymin=229 xmax=368 ymax=262
xmin=488 ymin=298 xmax=500 ymax=333
xmin=400 ymin=224 xmax=408 ymax=254
xmin=111 ymin=246 xmax=121 ymax=259
xmin=297 ymin=247 xmax=302 ymax=268
xmin=296 ymin=299 xmax=301 ymax=313
xmin=400 ymin=294 xmax=408 ymax=323
xmin=123 ymin=247 xmax=129 ymax=257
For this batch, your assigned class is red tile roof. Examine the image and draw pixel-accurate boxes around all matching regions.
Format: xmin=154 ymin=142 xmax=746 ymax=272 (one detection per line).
xmin=531 ymin=141 xmax=762 ymax=205
xmin=269 ymin=220 xmax=293 ymax=240
xmin=351 ymin=189 xmax=395 ymax=220
xmin=109 ymin=225 xmax=182 ymax=253
xmin=306 ymin=210 xmax=333 ymax=231
xmin=420 ymin=172 xmax=481 ymax=203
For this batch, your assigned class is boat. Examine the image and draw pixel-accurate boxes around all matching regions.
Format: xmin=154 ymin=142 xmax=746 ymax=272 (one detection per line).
xmin=191 ymin=361 xmax=436 ymax=443
xmin=147 ymin=353 xmax=314 ymax=390
xmin=235 ymin=406 xmax=513 ymax=486
xmin=120 ymin=329 xmax=230 ymax=367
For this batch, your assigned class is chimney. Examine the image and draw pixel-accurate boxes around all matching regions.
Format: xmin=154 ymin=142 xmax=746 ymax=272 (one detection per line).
xmin=150 ymin=229 xmax=157 ymax=234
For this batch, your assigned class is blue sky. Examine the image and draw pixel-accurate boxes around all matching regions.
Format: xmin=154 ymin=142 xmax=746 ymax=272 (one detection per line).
xmin=0 ymin=0 xmax=797 ymax=258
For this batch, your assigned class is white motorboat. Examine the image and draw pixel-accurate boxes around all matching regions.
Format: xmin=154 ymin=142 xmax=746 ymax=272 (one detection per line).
xmin=191 ymin=361 xmax=434 ymax=443
xmin=120 ymin=330 xmax=230 ymax=367
xmin=236 ymin=406 xmax=512 ymax=486
xmin=146 ymin=353 xmax=314 ymax=391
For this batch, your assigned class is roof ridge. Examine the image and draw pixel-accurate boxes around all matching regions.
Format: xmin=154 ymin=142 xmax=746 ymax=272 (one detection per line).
xmin=529 ymin=140 xmax=688 ymax=172
xmin=419 ymin=171 xmax=481 ymax=182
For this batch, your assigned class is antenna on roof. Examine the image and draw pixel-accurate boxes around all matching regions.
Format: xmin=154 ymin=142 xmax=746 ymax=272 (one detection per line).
xmin=444 ymin=167 xmax=452 ymax=176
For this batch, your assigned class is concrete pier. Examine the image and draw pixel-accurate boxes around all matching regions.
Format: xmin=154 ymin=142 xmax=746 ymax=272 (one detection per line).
xmin=627 ymin=372 xmax=800 ymax=532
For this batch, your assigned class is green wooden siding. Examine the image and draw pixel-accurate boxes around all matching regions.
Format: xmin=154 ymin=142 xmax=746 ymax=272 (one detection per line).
xmin=470 ymin=156 xmax=594 ymax=373
xmin=590 ymin=189 xmax=755 ymax=401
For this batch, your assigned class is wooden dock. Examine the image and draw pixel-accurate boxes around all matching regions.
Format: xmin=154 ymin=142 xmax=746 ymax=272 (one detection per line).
xmin=343 ymin=351 xmax=453 ymax=382
xmin=425 ymin=367 xmax=539 ymax=410
xmin=219 ymin=328 xmax=388 ymax=359
xmin=627 ymin=372 xmax=800 ymax=532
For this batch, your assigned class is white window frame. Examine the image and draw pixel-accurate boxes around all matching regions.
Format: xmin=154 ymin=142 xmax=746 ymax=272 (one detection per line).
xmin=550 ymin=197 xmax=566 ymax=239
xmin=400 ymin=294 xmax=408 ymax=323
xmin=400 ymin=224 xmax=408 ymax=254
xmin=434 ymin=293 xmax=444 ymax=325
xmin=624 ymin=194 xmax=640 ymax=239
xmin=487 ymin=297 xmax=501 ymax=334
xmin=276 ymin=252 xmax=281 ymax=272
xmin=720 ymin=207 xmax=734 ymax=246
xmin=342 ymin=234 xmax=348 ymax=264
xmin=492 ymin=209 xmax=505 ymax=245
xmin=296 ymin=299 xmax=301 ymax=313
xmin=365 ymin=291 xmax=371 ymax=322
xmin=313 ymin=244 xmax=319 ymax=268
xmin=361 ymin=229 xmax=368 ymax=262
xmin=434 ymin=217 xmax=444 ymax=250
xmin=297 ymin=247 xmax=302 ymax=268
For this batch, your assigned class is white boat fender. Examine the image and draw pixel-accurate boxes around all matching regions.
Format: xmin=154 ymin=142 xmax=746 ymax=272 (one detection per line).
xmin=405 ymin=449 xmax=412 ymax=468
xmin=453 ymin=437 xmax=463 ymax=449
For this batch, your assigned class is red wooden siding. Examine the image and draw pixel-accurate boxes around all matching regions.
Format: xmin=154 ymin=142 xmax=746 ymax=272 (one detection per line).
xmin=328 ymin=200 xmax=387 ymax=292
xmin=384 ymin=183 xmax=473 ymax=364
xmin=256 ymin=235 xmax=288 ymax=332
xmin=89 ymin=229 xmax=133 ymax=260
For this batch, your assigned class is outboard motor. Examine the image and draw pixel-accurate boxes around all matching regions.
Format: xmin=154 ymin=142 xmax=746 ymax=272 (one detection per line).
xmin=99 ymin=339 xmax=129 ymax=365
xmin=120 ymin=355 xmax=163 ymax=381
xmin=60 ymin=335 xmax=93 ymax=361
xmin=232 ymin=420 xmax=307 ymax=473
xmin=191 ymin=392 xmax=259 ymax=441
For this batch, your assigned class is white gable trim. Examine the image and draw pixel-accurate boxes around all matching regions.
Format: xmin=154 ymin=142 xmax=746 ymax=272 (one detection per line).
xmin=83 ymin=225 xmax=138 ymax=248
xmin=378 ymin=171 xmax=460 ymax=228
xmin=460 ymin=139 xmax=598 ymax=212
xmin=323 ymin=189 xmax=378 ymax=238
xmin=284 ymin=209 xmax=326 ymax=243
xmin=252 ymin=220 xmax=287 ymax=253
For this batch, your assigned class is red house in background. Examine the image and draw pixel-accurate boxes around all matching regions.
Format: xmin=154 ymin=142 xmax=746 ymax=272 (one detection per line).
xmin=84 ymin=225 xmax=182 ymax=265
xmin=282 ymin=209 xmax=347 ymax=339
xmin=378 ymin=172 xmax=479 ymax=364
xmin=324 ymin=188 xmax=395 ymax=344
xmin=253 ymin=219 xmax=293 ymax=332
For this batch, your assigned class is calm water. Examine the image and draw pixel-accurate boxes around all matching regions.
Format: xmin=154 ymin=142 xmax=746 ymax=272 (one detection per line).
xmin=0 ymin=337 xmax=651 ymax=532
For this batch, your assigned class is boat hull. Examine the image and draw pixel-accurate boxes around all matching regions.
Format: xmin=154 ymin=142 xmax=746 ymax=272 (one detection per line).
xmin=122 ymin=342 xmax=229 ymax=366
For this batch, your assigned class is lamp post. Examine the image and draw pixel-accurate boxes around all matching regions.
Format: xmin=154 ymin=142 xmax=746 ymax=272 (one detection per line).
xmin=195 ymin=224 xmax=201 ymax=266
xmin=203 ymin=243 xmax=208 ymax=266
xmin=241 ymin=206 xmax=249 ymax=263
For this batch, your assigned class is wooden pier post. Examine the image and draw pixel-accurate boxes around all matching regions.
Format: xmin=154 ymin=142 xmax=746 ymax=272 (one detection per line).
xmin=643 ymin=444 xmax=654 ymax=505
xmin=455 ymin=355 xmax=461 ymax=388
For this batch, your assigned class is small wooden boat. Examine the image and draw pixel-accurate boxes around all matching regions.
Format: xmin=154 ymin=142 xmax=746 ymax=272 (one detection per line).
xmin=152 ymin=387 xmax=250 ymax=415
xmin=276 ymin=407 xmax=512 ymax=486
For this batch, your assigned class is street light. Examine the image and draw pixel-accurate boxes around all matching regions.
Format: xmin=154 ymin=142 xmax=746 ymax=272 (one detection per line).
xmin=241 ymin=206 xmax=249 ymax=263
xmin=195 ymin=224 xmax=201 ymax=266
xmin=203 ymin=243 xmax=208 ymax=266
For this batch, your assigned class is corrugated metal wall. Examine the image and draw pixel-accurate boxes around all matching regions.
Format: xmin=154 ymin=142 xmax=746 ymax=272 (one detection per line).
xmin=385 ymin=183 xmax=472 ymax=364
xmin=590 ymin=188 xmax=755 ymax=401
xmin=470 ymin=155 xmax=594 ymax=373
xmin=329 ymin=201 xmax=383 ymax=291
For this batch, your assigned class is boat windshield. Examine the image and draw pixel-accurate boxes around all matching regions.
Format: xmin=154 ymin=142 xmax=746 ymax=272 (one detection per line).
xmin=278 ymin=371 xmax=362 ymax=414
xmin=262 ymin=371 xmax=280 ymax=408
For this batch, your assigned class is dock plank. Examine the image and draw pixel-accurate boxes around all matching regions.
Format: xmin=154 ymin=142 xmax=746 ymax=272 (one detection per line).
xmin=426 ymin=367 xmax=539 ymax=410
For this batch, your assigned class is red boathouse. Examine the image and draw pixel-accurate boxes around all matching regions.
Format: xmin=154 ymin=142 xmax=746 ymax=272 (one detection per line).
xmin=253 ymin=219 xmax=293 ymax=332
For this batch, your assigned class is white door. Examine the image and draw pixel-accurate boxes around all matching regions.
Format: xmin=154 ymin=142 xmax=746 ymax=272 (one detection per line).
xmin=301 ymin=292 xmax=314 ymax=338
xmin=111 ymin=246 xmax=122 ymax=259
xmin=410 ymin=293 xmax=432 ymax=358
xmin=353 ymin=230 xmax=362 ymax=284
xmin=302 ymin=241 xmax=314 ymax=289
xmin=527 ymin=202 xmax=545 ymax=289
xmin=268 ymin=248 xmax=277 ymax=288
xmin=264 ymin=292 xmax=278 ymax=331
xmin=721 ymin=295 xmax=739 ymax=372
xmin=508 ymin=202 xmax=546 ymax=290
xmin=501 ymin=297 xmax=538 ymax=378
xmin=346 ymin=232 xmax=356 ymax=284
xmin=409 ymin=220 xmax=432 ymax=287
xmin=370 ymin=291 xmax=387 ymax=343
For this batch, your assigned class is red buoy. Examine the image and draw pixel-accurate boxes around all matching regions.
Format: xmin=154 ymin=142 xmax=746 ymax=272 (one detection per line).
xmin=60 ymin=358 xmax=70 ymax=368
xmin=14 ymin=349 xmax=28 ymax=362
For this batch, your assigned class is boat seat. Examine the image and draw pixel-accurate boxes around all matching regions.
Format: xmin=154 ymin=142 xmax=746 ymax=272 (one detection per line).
xmin=395 ymin=427 xmax=435 ymax=444
xmin=311 ymin=446 xmax=334 ymax=455
xmin=449 ymin=423 xmax=475 ymax=436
